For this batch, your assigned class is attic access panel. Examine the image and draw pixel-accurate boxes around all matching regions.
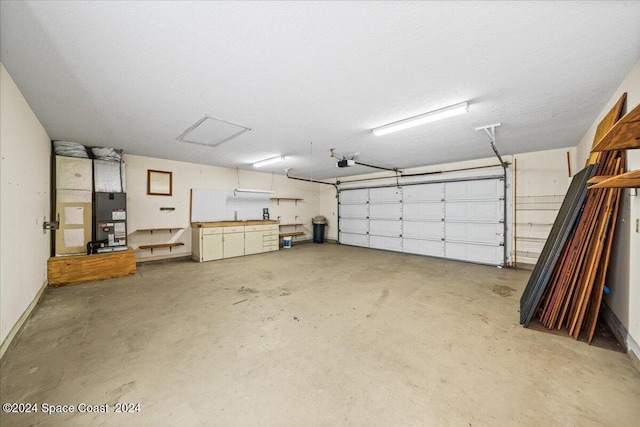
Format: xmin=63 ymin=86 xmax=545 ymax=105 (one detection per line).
xmin=177 ymin=116 xmax=251 ymax=147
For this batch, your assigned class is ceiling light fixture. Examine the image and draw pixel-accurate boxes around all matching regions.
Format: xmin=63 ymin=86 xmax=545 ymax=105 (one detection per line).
xmin=372 ymin=101 xmax=469 ymax=136
xmin=253 ymin=155 xmax=285 ymax=168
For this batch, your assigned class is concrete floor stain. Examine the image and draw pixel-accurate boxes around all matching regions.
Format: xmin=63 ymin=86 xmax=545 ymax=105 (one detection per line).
xmin=491 ymin=285 xmax=517 ymax=297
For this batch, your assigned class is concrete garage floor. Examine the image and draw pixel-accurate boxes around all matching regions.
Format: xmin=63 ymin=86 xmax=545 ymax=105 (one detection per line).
xmin=1 ymin=244 xmax=639 ymax=426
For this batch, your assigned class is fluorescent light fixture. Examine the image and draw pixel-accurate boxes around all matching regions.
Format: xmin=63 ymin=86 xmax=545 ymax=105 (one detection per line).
xmin=253 ymin=156 xmax=285 ymax=168
xmin=233 ymin=188 xmax=275 ymax=194
xmin=373 ymin=101 xmax=469 ymax=136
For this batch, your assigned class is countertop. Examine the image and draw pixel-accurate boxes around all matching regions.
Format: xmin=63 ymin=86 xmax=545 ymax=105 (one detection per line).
xmin=191 ymin=220 xmax=278 ymax=227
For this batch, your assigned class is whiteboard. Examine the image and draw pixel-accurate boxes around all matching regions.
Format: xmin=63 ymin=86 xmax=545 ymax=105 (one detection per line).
xmin=191 ymin=189 xmax=271 ymax=222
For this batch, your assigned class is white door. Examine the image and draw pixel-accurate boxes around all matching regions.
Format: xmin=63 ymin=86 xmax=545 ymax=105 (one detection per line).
xmin=339 ymin=189 xmax=369 ymax=248
xmin=443 ymin=179 xmax=504 ymax=265
xmin=368 ymin=187 xmax=402 ymax=252
xmin=203 ymin=234 xmax=223 ymax=261
xmin=244 ymin=231 xmax=263 ymax=255
xmin=402 ymin=183 xmax=444 ymax=257
xmin=338 ymin=178 xmax=505 ymax=266
xmin=223 ymin=232 xmax=245 ymax=258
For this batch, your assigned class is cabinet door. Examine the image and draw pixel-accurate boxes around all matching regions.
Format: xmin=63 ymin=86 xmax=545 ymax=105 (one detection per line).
xmin=203 ymin=234 xmax=223 ymax=261
xmin=245 ymin=231 xmax=263 ymax=255
xmin=223 ymin=232 xmax=245 ymax=258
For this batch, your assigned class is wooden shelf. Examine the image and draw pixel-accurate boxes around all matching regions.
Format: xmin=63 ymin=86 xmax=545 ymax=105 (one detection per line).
xmin=589 ymin=170 xmax=640 ymax=189
xmin=139 ymin=242 xmax=185 ymax=254
xmin=587 ymin=175 xmax=615 ymax=184
xmin=279 ymin=232 xmax=304 ymax=238
xmin=271 ymin=197 xmax=303 ymax=206
xmin=137 ymin=227 xmax=184 ymax=234
xmin=279 ymin=223 xmax=305 ymax=226
xmin=591 ymin=103 xmax=640 ymax=152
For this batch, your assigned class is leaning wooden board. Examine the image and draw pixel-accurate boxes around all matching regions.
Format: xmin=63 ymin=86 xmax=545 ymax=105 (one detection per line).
xmin=587 ymin=93 xmax=626 ymax=164
xmin=48 ymin=248 xmax=136 ymax=287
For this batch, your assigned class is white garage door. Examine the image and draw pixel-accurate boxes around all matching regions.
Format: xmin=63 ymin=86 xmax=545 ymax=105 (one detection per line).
xmin=339 ymin=178 xmax=505 ymax=266
xmin=338 ymin=189 xmax=369 ymax=247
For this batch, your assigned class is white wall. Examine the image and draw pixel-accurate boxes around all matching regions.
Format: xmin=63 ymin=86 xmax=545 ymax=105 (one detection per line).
xmin=576 ymin=58 xmax=640 ymax=357
xmin=0 ymin=64 xmax=51 ymax=347
xmin=512 ymin=147 xmax=576 ymax=265
xmin=124 ymin=154 xmax=322 ymax=260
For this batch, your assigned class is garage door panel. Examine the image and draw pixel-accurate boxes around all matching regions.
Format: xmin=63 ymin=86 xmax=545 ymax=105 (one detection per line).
xmin=445 ymin=242 xmax=503 ymax=265
xmin=340 ymin=218 xmax=368 ymax=234
xmin=403 ymin=221 xmax=443 ymax=240
xmin=370 ymin=236 xmax=402 ymax=252
xmin=369 ymin=203 xmax=402 ymax=220
xmin=403 ymin=239 xmax=443 ymax=257
xmin=340 ymin=189 xmax=368 ymax=204
xmin=445 ymin=222 xmax=503 ymax=244
xmin=341 ymin=204 xmax=369 ymax=218
xmin=445 ymin=180 xmax=503 ymax=199
xmin=369 ymin=187 xmax=401 ymax=203
xmin=403 ymin=183 xmax=443 ymax=201
xmin=338 ymin=177 xmax=504 ymax=266
xmin=340 ymin=233 xmax=369 ymax=247
xmin=445 ymin=200 xmax=503 ymax=222
xmin=403 ymin=202 xmax=443 ymax=220
xmin=370 ymin=220 xmax=401 ymax=237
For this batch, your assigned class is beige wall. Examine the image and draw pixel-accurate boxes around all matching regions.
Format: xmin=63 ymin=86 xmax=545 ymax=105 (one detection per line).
xmin=0 ymin=64 xmax=51 ymax=347
xmin=576 ymin=58 xmax=640 ymax=356
xmin=123 ymin=154 xmax=322 ymax=260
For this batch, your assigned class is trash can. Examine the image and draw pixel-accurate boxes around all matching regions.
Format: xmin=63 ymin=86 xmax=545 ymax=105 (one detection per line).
xmin=312 ymin=216 xmax=327 ymax=243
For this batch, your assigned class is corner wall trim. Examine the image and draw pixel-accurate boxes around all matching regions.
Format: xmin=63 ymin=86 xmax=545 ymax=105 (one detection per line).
xmin=0 ymin=280 xmax=48 ymax=364
xmin=601 ymin=302 xmax=640 ymax=367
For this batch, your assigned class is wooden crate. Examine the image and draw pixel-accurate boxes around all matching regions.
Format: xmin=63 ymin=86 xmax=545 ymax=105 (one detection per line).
xmin=48 ymin=248 xmax=136 ymax=287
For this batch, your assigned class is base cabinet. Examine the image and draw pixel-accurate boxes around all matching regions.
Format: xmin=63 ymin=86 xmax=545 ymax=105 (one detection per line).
xmin=202 ymin=234 xmax=223 ymax=261
xmin=245 ymin=231 xmax=263 ymax=255
xmin=263 ymin=224 xmax=279 ymax=252
xmin=192 ymin=221 xmax=279 ymax=262
xmin=223 ymin=231 xmax=244 ymax=258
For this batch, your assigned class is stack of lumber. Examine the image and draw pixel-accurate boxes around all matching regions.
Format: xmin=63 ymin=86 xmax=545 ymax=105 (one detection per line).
xmin=520 ymin=92 xmax=639 ymax=343
xmin=537 ymin=150 xmax=624 ymax=342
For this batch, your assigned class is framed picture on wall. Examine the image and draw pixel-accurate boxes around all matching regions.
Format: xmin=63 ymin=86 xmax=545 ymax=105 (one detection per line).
xmin=147 ymin=169 xmax=172 ymax=196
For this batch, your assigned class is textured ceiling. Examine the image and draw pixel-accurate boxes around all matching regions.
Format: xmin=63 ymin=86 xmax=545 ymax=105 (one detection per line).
xmin=2 ymin=1 xmax=640 ymax=179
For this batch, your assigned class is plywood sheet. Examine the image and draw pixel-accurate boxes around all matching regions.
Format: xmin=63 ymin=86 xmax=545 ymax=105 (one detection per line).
xmin=48 ymin=248 xmax=136 ymax=286
xmin=520 ymin=164 xmax=597 ymax=326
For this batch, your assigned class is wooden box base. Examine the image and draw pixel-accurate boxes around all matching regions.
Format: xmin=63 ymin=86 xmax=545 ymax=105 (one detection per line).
xmin=48 ymin=248 xmax=136 ymax=287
